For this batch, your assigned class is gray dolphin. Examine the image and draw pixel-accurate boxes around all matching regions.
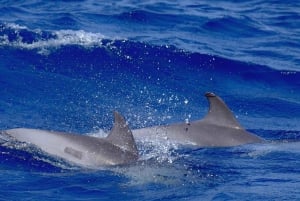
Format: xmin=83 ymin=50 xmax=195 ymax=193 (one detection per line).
xmin=1 ymin=112 xmax=138 ymax=168
xmin=132 ymin=92 xmax=263 ymax=147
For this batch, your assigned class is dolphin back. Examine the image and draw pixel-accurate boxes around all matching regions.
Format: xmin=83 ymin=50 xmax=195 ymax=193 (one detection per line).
xmin=132 ymin=92 xmax=263 ymax=147
xmin=198 ymin=92 xmax=263 ymax=144
xmin=1 ymin=112 xmax=139 ymax=167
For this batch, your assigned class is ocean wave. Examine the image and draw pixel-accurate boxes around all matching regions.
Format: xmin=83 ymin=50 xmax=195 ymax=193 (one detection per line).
xmin=0 ymin=19 xmax=299 ymax=72
xmin=0 ymin=0 xmax=299 ymax=71
xmin=0 ymin=22 xmax=299 ymax=131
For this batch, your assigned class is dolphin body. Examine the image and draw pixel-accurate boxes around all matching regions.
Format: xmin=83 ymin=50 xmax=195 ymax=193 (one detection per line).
xmin=132 ymin=92 xmax=263 ymax=147
xmin=1 ymin=112 xmax=138 ymax=168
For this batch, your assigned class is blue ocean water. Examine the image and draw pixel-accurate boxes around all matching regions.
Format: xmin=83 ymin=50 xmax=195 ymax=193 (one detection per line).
xmin=0 ymin=0 xmax=300 ymax=200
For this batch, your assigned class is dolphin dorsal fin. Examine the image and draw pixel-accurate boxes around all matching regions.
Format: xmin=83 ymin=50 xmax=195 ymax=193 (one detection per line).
xmin=202 ymin=92 xmax=243 ymax=129
xmin=106 ymin=111 xmax=138 ymax=156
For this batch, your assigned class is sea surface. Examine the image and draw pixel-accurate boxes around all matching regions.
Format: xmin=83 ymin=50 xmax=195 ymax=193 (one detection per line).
xmin=0 ymin=0 xmax=300 ymax=200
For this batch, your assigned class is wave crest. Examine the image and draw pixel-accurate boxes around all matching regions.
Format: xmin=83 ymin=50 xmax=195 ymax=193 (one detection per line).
xmin=0 ymin=23 xmax=108 ymax=53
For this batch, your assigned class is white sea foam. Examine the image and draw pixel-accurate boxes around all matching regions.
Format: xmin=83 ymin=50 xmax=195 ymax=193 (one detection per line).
xmin=236 ymin=141 xmax=300 ymax=158
xmin=115 ymin=163 xmax=189 ymax=186
xmin=0 ymin=23 xmax=116 ymax=54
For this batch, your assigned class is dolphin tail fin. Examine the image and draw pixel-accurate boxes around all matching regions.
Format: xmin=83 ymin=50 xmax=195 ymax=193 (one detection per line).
xmin=106 ymin=111 xmax=138 ymax=156
xmin=202 ymin=92 xmax=243 ymax=129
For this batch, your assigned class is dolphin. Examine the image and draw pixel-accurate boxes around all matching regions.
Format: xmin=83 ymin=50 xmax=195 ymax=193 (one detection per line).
xmin=132 ymin=92 xmax=264 ymax=147
xmin=0 ymin=112 xmax=138 ymax=168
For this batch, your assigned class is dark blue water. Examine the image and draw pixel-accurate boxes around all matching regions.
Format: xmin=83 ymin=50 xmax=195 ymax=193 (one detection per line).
xmin=0 ymin=0 xmax=300 ymax=200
